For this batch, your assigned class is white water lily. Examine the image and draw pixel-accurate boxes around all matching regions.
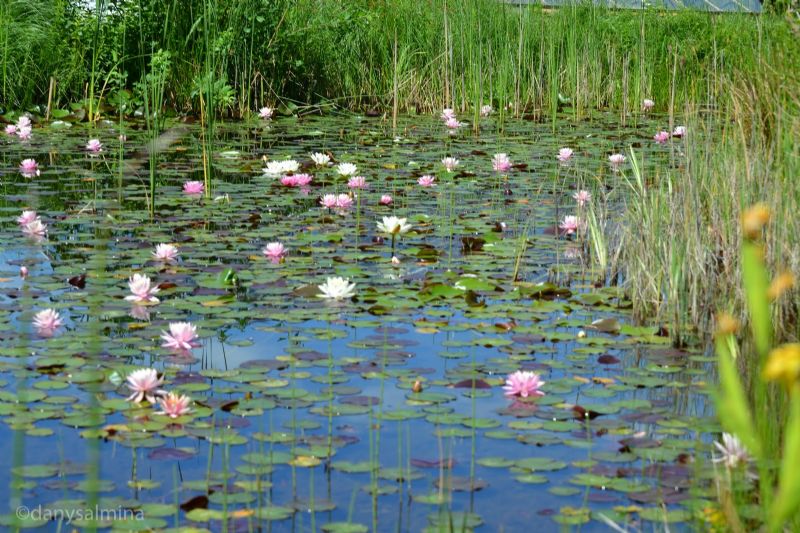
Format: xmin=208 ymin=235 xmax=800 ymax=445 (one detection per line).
xmin=712 ymin=433 xmax=751 ymax=469
xmin=262 ymin=159 xmax=300 ymax=177
xmin=317 ymin=276 xmax=357 ymax=300
xmin=441 ymin=157 xmax=459 ymax=172
xmin=259 ymin=107 xmax=274 ymax=119
xmin=377 ymin=216 xmax=412 ymax=236
xmin=311 ymin=152 xmax=331 ymax=166
xmin=336 ymin=162 xmax=358 ymax=176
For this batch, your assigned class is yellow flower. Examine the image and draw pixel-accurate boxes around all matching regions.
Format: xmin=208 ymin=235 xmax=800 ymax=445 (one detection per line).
xmin=763 ymin=343 xmax=800 ymax=389
xmin=714 ymin=313 xmax=739 ymax=338
xmin=741 ymin=203 xmax=770 ymax=240
xmin=701 ymin=506 xmax=727 ymax=531
xmin=768 ymin=271 xmax=795 ymax=301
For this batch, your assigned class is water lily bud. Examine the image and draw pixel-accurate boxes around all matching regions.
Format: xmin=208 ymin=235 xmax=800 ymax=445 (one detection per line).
xmin=412 ymin=380 xmax=423 ymax=393
xmin=577 ymin=330 xmax=586 ymax=338
xmin=391 ymin=256 xmax=400 ymax=265
xmin=20 ymin=266 xmax=28 ymax=278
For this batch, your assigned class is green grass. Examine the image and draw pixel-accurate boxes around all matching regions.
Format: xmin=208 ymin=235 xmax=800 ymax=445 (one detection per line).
xmin=618 ymin=36 xmax=800 ymax=344
xmin=0 ymin=1 xmax=795 ymax=118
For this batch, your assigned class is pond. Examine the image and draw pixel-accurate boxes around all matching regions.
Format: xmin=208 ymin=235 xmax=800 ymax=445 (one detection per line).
xmin=0 ymin=112 xmax=716 ymax=531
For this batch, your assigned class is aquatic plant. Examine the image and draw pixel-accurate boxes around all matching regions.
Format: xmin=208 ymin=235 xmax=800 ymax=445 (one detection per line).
xmin=18 ymin=158 xmax=39 ymax=177
xmin=492 ymin=153 xmax=512 ymax=173
xmin=125 ymin=368 xmax=165 ymax=404
xmin=502 ymin=371 xmax=545 ymax=398
xmin=557 ymin=148 xmax=573 ymax=163
xmin=160 ymin=322 xmax=200 ymax=351
xmin=183 ymin=180 xmax=205 ymax=195
xmin=317 ymin=276 xmax=356 ymax=300
xmin=124 ymin=273 xmax=160 ymax=304
xmin=152 ymin=243 xmax=180 ymax=263
xmin=154 ymin=392 xmax=192 ymax=418
xmin=32 ymin=308 xmax=62 ymax=337
xmin=263 ymin=242 xmax=287 ymax=263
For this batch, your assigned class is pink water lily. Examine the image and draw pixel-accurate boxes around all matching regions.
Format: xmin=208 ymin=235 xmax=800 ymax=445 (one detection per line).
xmin=480 ymin=105 xmax=493 ymax=117
xmin=441 ymin=108 xmax=456 ymax=121
xmin=153 ymin=243 xmax=179 ymax=263
xmin=559 ymin=215 xmax=582 ymax=235
xmin=125 ymin=368 xmax=165 ymax=403
xmin=642 ymin=98 xmax=655 ymax=111
xmin=161 ymin=322 xmax=199 ymax=351
xmin=503 ymin=370 xmax=545 ymax=398
xmin=557 ymin=148 xmax=574 ymax=163
xmin=336 ymin=193 xmax=353 ymax=210
xmin=320 ymin=194 xmax=338 ymax=209
xmin=445 ymin=117 xmax=464 ymax=130
xmin=33 ymin=308 xmax=63 ymax=337
xmin=263 ymin=242 xmax=287 ymax=263
xmin=125 ymin=273 xmax=160 ymax=304
xmin=379 ymin=194 xmax=393 ymax=205
xmin=347 ymin=176 xmax=368 ymax=189
xmin=17 ymin=126 xmax=32 ymax=140
xmin=573 ymin=190 xmax=592 ymax=207
xmin=183 ymin=181 xmax=204 ymax=195
xmin=281 ymin=173 xmax=313 ymax=187
xmin=155 ymin=392 xmax=192 ymax=418
xmin=418 ymin=175 xmax=436 ymax=187
xmin=22 ymin=219 xmax=47 ymax=237
xmin=258 ymin=107 xmax=274 ymax=120
xmin=653 ymin=131 xmax=670 ymax=144
xmin=86 ymin=139 xmax=103 ymax=153
xmin=673 ymin=126 xmax=686 ymax=137
xmin=17 ymin=116 xmax=31 ymax=128
xmin=5 ymin=124 xmax=17 ymax=135
xmin=492 ymin=153 xmax=512 ymax=173
xmin=17 ymin=210 xmax=38 ymax=226
xmin=19 ymin=159 xmax=40 ymax=177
